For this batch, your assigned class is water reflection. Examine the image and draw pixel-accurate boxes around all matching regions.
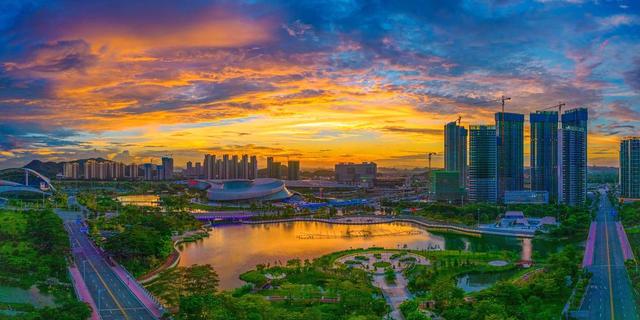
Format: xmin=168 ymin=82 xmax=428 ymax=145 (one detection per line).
xmin=456 ymin=269 xmax=520 ymax=293
xmin=178 ymin=221 xmax=541 ymax=290
xmin=116 ymin=195 xmax=160 ymax=207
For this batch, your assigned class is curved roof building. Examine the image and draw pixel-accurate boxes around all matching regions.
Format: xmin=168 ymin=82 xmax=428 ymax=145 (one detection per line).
xmin=201 ymin=179 xmax=293 ymax=202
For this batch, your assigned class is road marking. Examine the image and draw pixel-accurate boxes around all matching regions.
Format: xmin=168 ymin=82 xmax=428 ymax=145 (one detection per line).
xmin=604 ymin=209 xmax=615 ymax=320
xmin=86 ymin=255 xmax=130 ymax=320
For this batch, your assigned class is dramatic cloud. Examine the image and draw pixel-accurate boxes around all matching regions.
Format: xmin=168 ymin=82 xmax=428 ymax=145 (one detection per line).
xmin=5 ymin=40 xmax=97 ymax=72
xmin=625 ymin=58 xmax=640 ymax=92
xmin=0 ymin=0 xmax=639 ymax=168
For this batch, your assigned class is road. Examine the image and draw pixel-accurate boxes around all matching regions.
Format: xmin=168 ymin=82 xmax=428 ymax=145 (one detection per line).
xmin=580 ymin=190 xmax=638 ymax=319
xmin=58 ymin=210 xmax=156 ymax=320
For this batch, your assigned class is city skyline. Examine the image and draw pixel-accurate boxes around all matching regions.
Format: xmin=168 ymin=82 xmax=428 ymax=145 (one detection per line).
xmin=620 ymin=136 xmax=640 ymax=198
xmin=1 ymin=2 xmax=639 ymax=318
xmin=1 ymin=1 xmax=639 ymax=169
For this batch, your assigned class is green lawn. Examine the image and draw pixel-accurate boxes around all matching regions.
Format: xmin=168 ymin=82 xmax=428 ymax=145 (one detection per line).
xmin=171 ymin=254 xmax=390 ymax=319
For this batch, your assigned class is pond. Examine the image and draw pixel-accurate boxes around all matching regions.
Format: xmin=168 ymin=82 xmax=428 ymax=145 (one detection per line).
xmin=178 ymin=221 xmax=556 ymax=290
xmin=0 ymin=285 xmax=55 ymax=307
xmin=456 ymin=269 xmax=521 ymax=293
xmin=116 ymin=194 xmax=160 ymax=207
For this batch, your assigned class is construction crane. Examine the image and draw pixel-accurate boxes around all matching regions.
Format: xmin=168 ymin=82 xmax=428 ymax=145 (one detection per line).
xmin=498 ymin=95 xmax=511 ymax=146
xmin=538 ymin=102 xmax=565 ymax=129
xmin=427 ymin=152 xmax=436 ymax=172
xmin=500 ymin=95 xmax=511 ymax=114
xmin=539 ymin=102 xmax=566 ymax=114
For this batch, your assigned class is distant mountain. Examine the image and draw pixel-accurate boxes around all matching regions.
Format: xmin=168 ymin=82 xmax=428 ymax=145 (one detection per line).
xmin=23 ymin=160 xmax=63 ymax=179
xmin=23 ymin=157 xmax=109 ymax=179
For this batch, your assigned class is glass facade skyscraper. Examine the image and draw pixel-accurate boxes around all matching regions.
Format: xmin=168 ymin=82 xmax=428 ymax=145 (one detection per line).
xmin=444 ymin=121 xmax=468 ymax=189
xmin=560 ymin=108 xmax=588 ymax=206
xmin=469 ymin=125 xmax=497 ymax=203
xmin=495 ymin=112 xmax=524 ymax=202
xmin=620 ymin=137 xmax=640 ymax=199
xmin=161 ymin=156 xmax=174 ymax=180
xmin=530 ymin=111 xmax=559 ymax=202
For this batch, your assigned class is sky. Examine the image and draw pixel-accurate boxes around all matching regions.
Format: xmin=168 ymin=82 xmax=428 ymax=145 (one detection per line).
xmin=0 ymin=0 xmax=639 ymax=170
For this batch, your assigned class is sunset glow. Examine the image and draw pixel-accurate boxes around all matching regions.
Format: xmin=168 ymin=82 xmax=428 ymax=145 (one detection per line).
xmin=1 ymin=0 xmax=639 ymax=168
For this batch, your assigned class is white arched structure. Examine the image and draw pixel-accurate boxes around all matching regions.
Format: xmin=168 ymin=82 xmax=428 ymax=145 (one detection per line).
xmin=0 ymin=167 xmax=56 ymax=194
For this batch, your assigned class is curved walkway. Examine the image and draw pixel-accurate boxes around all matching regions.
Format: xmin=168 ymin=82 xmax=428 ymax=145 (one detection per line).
xmin=336 ymin=251 xmax=430 ymax=320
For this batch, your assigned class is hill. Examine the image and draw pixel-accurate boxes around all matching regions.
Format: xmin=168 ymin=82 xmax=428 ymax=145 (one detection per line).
xmin=22 ymin=158 xmax=108 ymax=179
xmin=23 ymin=160 xmax=63 ymax=179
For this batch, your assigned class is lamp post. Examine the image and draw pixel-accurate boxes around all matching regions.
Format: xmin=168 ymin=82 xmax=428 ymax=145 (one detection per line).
xmin=97 ymin=288 xmax=103 ymax=312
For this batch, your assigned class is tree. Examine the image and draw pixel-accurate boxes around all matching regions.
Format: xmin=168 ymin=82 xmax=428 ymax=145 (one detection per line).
xmin=104 ymin=225 xmax=172 ymax=275
xmin=38 ymin=301 xmax=92 ymax=320
xmin=384 ymin=268 xmax=396 ymax=284
xmin=431 ymin=278 xmax=463 ymax=310
xmin=471 ymin=299 xmax=508 ymax=320
xmin=149 ymin=264 xmax=219 ymax=308
xmin=184 ymin=264 xmax=220 ymax=296
xmin=286 ymin=258 xmax=302 ymax=270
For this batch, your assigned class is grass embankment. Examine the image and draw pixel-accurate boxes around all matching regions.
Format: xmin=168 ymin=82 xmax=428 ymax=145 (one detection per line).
xmin=388 ymin=202 xmax=593 ymax=240
xmin=89 ymin=205 xmax=202 ymax=277
xmin=148 ymin=250 xmax=391 ymax=319
xmin=399 ymin=245 xmax=583 ymax=320
xmin=620 ymin=201 xmax=640 ymax=307
xmin=0 ymin=209 xmax=91 ymax=319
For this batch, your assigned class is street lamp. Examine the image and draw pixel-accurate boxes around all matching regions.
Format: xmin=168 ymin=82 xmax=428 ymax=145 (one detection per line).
xmin=97 ymin=288 xmax=103 ymax=312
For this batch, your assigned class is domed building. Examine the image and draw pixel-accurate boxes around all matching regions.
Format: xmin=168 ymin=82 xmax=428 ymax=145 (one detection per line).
xmin=196 ymin=179 xmax=294 ymax=203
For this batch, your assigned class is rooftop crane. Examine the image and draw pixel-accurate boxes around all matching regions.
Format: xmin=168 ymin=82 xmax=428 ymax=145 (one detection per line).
xmin=498 ymin=95 xmax=511 ymax=146
xmin=539 ymin=102 xmax=566 ymax=114
xmin=500 ymin=95 xmax=511 ymax=114
xmin=538 ymin=102 xmax=566 ymax=129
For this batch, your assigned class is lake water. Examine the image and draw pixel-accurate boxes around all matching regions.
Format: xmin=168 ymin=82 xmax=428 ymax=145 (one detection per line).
xmin=0 ymin=285 xmax=55 ymax=307
xmin=178 ymin=221 xmax=548 ymax=290
xmin=116 ymin=195 xmax=160 ymax=207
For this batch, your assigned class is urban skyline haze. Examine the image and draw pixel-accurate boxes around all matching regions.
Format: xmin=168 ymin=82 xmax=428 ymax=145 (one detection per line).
xmin=0 ymin=0 xmax=639 ymax=169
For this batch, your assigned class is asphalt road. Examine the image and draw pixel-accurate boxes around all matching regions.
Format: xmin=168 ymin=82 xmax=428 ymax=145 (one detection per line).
xmin=60 ymin=210 xmax=155 ymax=320
xmin=580 ymin=190 xmax=638 ymax=319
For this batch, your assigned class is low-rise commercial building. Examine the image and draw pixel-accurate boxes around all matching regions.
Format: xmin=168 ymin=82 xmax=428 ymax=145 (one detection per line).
xmin=335 ymin=162 xmax=377 ymax=187
xmin=432 ymin=170 xmax=465 ymax=203
xmin=504 ymin=190 xmax=549 ymax=204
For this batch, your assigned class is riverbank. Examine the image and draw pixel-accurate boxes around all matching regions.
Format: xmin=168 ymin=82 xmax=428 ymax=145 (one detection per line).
xmin=138 ymin=229 xmax=210 ymax=284
xmin=240 ymin=215 xmax=536 ymax=238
